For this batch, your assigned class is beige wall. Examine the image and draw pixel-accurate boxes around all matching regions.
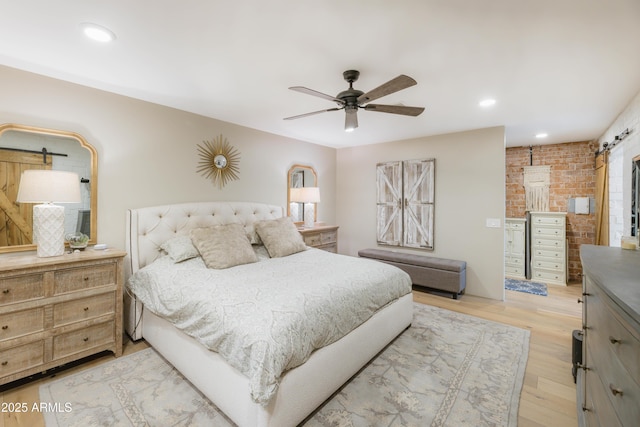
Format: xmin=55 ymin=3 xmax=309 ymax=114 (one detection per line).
xmin=336 ymin=127 xmax=506 ymax=300
xmin=0 ymin=65 xmax=336 ymax=251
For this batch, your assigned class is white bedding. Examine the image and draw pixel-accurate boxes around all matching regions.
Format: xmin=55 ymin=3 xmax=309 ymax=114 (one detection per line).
xmin=127 ymin=247 xmax=412 ymax=406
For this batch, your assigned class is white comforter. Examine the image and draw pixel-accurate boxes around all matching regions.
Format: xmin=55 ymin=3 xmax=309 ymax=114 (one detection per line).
xmin=127 ymin=248 xmax=412 ymax=405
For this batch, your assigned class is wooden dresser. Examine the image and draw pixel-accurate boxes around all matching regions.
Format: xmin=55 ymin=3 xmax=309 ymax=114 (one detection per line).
xmin=530 ymin=212 xmax=567 ymax=285
xmin=0 ymin=249 xmax=126 ymax=385
xmin=298 ymin=225 xmax=339 ymax=253
xmin=578 ymin=245 xmax=640 ymax=426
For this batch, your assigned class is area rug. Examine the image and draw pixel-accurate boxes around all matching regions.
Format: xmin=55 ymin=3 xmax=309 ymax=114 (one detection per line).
xmin=505 ymin=277 xmax=548 ymax=296
xmin=40 ymin=303 xmax=529 ymax=427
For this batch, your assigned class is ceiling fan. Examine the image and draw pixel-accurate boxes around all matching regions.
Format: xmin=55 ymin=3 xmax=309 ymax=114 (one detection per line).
xmin=284 ymin=70 xmax=425 ymax=132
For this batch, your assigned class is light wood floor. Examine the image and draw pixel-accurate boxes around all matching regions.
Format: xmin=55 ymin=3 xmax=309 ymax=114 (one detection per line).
xmin=1 ymin=284 xmax=582 ymax=427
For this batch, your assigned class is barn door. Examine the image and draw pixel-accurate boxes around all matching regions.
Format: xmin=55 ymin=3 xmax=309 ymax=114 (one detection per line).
xmin=0 ymin=149 xmax=51 ymax=246
xmin=376 ymin=158 xmax=435 ymax=249
xmin=403 ymin=159 xmax=435 ymax=249
xmin=376 ymin=161 xmax=403 ymax=245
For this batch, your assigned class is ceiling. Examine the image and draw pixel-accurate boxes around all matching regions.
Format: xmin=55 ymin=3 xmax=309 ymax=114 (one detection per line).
xmin=1 ymin=0 xmax=639 ymax=149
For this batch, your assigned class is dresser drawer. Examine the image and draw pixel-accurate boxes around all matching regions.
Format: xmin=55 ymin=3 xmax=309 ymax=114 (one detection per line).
xmin=0 ymin=274 xmax=44 ymax=305
xmin=320 ymin=230 xmax=337 ymax=244
xmin=532 ymin=269 xmax=565 ymax=283
xmin=584 ymin=358 xmax=623 ymax=427
xmin=0 ymin=308 xmax=44 ymax=341
xmin=531 ymin=215 xmax=565 ymax=227
xmin=532 ymin=258 xmax=564 ymax=272
xmin=505 ymin=264 xmax=524 ymax=276
xmin=54 ymin=263 xmax=116 ymax=294
xmin=532 ymin=226 xmax=565 ymax=239
xmin=53 ymin=292 xmax=115 ymax=327
xmin=533 ymin=237 xmax=565 ymax=249
xmin=533 ymin=248 xmax=564 ymax=260
xmin=53 ymin=321 xmax=115 ymax=360
xmin=0 ymin=341 xmax=44 ymax=378
xmin=303 ymin=234 xmax=322 ymax=246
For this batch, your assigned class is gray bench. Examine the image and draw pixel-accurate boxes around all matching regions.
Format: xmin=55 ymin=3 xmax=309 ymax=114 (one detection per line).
xmin=358 ymin=248 xmax=466 ymax=299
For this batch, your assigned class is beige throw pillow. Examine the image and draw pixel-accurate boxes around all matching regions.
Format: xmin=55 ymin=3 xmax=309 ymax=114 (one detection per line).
xmin=255 ymin=217 xmax=307 ymax=258
xmin=190 ymin=223 xmax=257 ymax=269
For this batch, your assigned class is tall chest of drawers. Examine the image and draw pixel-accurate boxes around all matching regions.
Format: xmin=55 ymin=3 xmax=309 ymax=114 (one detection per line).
xmin=578 ymin=245 xmax=640 ymax=427
xmin=530 ymin=212 xmax=567 ymax=285
xmin=505 ymin=218 xmax=526 ymax=279
xmin=0 ymin=249 xmax=126 ymax=385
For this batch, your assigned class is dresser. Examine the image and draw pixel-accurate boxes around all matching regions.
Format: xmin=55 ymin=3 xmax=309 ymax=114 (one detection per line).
xmin=530 ymin=212 xmax=567 ymax=285
xmin=505 ymin=218 xmax=526 ymax=279
xmin=578 ymin=245 xmax=640 ymax=427
xmin=298 ymin=225 xmax=339 ymax=253
xmin=0 ymin=249 xmax=126 ymax=385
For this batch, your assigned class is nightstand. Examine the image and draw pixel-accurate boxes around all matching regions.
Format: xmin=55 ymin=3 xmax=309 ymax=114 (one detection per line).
xmin=298 ymin=225 xmax=339 ymax=253
xmin=0 ymin=248 xmax=126 ymax=385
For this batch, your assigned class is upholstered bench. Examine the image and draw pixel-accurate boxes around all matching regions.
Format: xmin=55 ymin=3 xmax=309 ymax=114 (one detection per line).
xmin=358 ymin=248 xmax=466 ymax=299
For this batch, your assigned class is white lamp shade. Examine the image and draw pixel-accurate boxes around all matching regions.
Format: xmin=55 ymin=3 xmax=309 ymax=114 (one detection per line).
xmin=290 ymin=187 xmax=320 ymax=203
xmin=16 ymin=170 xmax=81 ymax=203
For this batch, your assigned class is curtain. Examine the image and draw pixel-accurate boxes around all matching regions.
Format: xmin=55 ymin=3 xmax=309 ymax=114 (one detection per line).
xmin=595 ymin=151 xmax=609 ymax=246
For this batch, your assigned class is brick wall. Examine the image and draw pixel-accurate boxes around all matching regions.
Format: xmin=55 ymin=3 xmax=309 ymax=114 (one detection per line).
xmin=506 ymin=140 xmax=598 ymax=283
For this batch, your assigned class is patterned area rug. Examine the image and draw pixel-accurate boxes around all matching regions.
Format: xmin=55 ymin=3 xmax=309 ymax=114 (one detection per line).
xmin=505 ymin=278 xmax=548 ymax=296
xmin=40 ymin=303 xmax=529 ymax=427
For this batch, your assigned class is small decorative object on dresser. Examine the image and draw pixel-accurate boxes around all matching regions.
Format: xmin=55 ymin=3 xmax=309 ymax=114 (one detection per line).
xmin=0 ymin=249 xmax=126 ymax=385
xmin=577 ymin=245 xmax=639 ymax=427
xmin=298 ymin=224 xmax=338 ymax=252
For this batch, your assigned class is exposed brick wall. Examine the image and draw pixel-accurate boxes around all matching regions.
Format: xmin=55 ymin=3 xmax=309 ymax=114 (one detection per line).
xmin=506 ymin=140 xmax=598 ymax=283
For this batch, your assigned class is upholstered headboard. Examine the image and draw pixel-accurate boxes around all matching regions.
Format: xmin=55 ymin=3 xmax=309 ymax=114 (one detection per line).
xmin=126 ymin=201 xmax=284 ymax=274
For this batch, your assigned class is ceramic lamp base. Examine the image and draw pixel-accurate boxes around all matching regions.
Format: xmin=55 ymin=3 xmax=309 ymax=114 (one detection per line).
xmin=33 ymin=203 xmax=65 ymax=257
xmin=303 ymin=203 xmax=315 ymax=229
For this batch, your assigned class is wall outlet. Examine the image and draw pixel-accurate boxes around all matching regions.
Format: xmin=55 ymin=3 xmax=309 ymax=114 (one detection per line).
xmin=486 ymin=218 xmax=501 ymax=228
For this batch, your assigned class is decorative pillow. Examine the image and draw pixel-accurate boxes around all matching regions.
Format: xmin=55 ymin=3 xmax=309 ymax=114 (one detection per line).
xmin=190 ymin=223 xmax=257 ymax=269
xmin=160 ymin=236 xmax=200 ymax=263
xmin=254 ymin=217 xmax=307 ymax=258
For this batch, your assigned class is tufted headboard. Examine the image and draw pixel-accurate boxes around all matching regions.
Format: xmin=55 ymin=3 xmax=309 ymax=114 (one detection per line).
xmin=126 ymin=201 xmax=284 ymax=274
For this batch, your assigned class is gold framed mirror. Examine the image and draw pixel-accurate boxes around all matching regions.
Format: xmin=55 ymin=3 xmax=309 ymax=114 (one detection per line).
xmin=287 ymin=164 xmax=318 ymax=222
xmin=0 ymin=123 xmax=98 ymax=253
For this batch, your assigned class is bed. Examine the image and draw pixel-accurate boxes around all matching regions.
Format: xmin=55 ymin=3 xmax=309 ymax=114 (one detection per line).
xmin=124 ymin=201 xmax=413 ymax=427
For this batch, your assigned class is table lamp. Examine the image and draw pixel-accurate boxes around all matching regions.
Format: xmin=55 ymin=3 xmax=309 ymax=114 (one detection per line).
xmin=290 ymin=187 xmax=320 ymax=229
xmin=16 ymin=170 xmax=81 ymax=257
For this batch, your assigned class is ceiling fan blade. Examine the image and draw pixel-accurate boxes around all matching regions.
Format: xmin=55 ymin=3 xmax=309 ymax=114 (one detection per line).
xmin=289 ymin=86 xmax=343 ymax=104
xmin=345 ymin=107 xmax=358 ymax=132
xmin=283 ymin=107 xmax=341 ymax=120
xmin=357 ymin=75 xmax=418 ymax=104
xmin=363 ymin=104 xmax=425 ymax=116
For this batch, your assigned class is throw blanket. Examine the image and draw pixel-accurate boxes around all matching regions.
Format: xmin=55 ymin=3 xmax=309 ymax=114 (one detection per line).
xmin=127 ymin=248 xmax=411 ymax=405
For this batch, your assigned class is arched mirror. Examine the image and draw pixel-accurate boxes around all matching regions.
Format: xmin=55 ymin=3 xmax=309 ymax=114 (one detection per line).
xmin=0 ymin=123 xmax=97 ymax=253
xmin=287 ymin=164 xmax=317 ymax=222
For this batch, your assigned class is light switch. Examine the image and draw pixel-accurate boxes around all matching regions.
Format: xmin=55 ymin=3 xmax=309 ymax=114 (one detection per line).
xmin=486 ymin=218 xmax=501 ymax=228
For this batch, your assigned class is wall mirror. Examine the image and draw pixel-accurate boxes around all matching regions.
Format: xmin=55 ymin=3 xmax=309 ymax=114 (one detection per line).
xmin=0 ymin=123 xmax=97 ymax=253
xmin=287 ymin=164 xmax=317 ymax=222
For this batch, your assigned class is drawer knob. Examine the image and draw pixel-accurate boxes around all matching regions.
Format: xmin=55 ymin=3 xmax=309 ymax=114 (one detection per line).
xmin=2 ymin=289 xmax=9 ymax=294
xmin=577 ymin=298 xmax=583 ymax=304
xmin=83 ymin=276 xmax=89 ymax=281
xmin=1 ymin=361 xmax=7 ymax=366
xmin=1 ymin=325 xmax=7 ymax=330
xmin=83 ymin=337 xmax=89 ymax=342
xmin=608 ymin=336 xmax=621 ymax=344
xmin=84 ymin=307 xmax=89 ymax=311
xmin=609 ymin=384 xmax=623 ymax=397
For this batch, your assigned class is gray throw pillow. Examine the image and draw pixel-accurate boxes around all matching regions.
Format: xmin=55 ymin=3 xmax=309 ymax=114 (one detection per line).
xmin=190 ymin=223 xmax=257 ymax=269
xmin=254 ymin=217 xmax=307 ymax=258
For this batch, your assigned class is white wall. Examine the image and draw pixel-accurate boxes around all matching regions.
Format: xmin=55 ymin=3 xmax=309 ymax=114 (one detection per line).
xmin=0 ymin=65 xmax=336 ymax=251
xmin=336 ymin=126 xmax=506 ymax=300
xmin=598 ymin=89 xmax=640 ymax=244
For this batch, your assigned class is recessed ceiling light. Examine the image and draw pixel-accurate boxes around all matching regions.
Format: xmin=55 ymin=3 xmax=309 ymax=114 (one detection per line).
xmin=479 ymin=98 xmax=496 ymax=107
xmin=535 ymin=133 xmax=548 ymax=139
xmin=80 ymin=23 xmax=116 ymax=43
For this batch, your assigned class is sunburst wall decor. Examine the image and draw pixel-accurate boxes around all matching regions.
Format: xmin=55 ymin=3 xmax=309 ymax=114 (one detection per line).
xmin=196 ymin=134 xmax=241 ymax=189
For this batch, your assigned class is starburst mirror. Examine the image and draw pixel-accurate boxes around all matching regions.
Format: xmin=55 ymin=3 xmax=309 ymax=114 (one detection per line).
xmin=196 ymin=134 xmax=240 ymax=189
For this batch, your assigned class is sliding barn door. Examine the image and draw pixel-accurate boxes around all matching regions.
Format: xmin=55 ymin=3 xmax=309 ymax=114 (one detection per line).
xmin=403 ymin=159 xmax=435 ymax=249
xmin=376 ymin=158 xmax=435 ymax=249
xmin=594 ymin=151 xmax=609 ymax=246
xmin=0 ymin=149 xmax=50 ymax=245
xmin=376 ymin=161 xmax=403 ymax=246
